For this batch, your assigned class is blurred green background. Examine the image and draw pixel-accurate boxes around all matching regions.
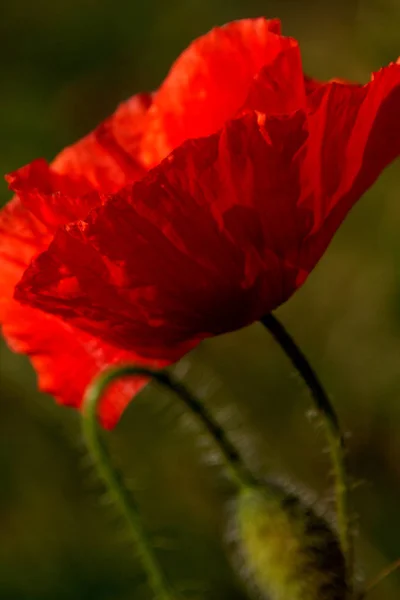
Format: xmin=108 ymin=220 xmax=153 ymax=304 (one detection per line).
xmin=1 ymin=0 xmax=400 ymax=598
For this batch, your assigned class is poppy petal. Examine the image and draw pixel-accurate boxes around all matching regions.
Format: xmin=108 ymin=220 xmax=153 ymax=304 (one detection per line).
xmin=0 ymin=197 xmax=51 ymax=317
xmin=6 ymin=159 xmax=102 ymax=230
xmin=15 ymin=112 xmax=309 ymax=357
xmin=140 ymin=17 xmax=301 ymax=165
xmin=5 ymin=301 xmax=165 ymax=428
xmin=299 ymin=60 xmax=400 ymax=271
xmin=244 ymin=43 xmax=306 ymax=115
xmin=1 ymin=89 xmax=153 ymax=427
xmin=0 ymin=189 xmax=165 ymax=429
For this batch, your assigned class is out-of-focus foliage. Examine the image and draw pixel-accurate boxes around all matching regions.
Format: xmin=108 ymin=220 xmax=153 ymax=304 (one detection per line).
xmin=0 ymin=1 xmax=399 ymax=598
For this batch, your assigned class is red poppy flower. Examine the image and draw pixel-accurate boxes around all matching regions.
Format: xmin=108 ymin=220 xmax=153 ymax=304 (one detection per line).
xmin=1 ymin=18 xmax=400 ymax=427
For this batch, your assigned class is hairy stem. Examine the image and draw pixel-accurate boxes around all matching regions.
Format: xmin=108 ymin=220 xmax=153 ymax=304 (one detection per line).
xmin=83 ymin=373 xmax=175 ymax=600
xmin=87 ymin=365 xmax=255 ymax=490
xmin=260 ymin=313 xmax=353 ymax=585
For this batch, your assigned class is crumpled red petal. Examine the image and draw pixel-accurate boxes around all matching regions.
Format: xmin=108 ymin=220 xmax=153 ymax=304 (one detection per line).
xmin=5 ymin=299 xmax=165 ymax=428
xmin=16 ymin=59 xmax=400 ymax=364
xmin=0 ymin=158 xmax=165 ymax=428
xmin=5 ymin=159 xmax=102 ymax=230
xmin=298 ymin=60 xmax=400 ymax=273
xmin=244 ymin=43 xmax=306 ymax=115
xmin=15 ymin=112 xmax=310 ymax=356
xmin=140 ymin=17 xmax=303 ymax=166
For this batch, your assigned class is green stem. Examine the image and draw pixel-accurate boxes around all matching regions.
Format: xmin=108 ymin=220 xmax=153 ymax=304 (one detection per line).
xmin=260 ymin=314 xmax=353 ymax=585
xmin=83 ymin=372 xmax=175 ymax=600
xmin=86 ymin=365 xmax=255 ymax=495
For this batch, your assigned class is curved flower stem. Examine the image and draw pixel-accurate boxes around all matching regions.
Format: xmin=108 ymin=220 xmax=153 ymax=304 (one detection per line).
xmin=260 ymin=313 xmax=353 ymax=584
xmin=86 ymin=365 xmax=255 ymax=495
xmin=83 ymin=374 xmax=175 ymax=600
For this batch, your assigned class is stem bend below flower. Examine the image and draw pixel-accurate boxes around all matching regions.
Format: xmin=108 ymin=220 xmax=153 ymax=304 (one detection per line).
xmin=83 ymin=372 xmax=176 ymax=600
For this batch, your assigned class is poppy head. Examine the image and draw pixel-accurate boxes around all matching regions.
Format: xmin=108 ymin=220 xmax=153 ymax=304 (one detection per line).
xmin=1 ymin=18 xmax=400 ymax=427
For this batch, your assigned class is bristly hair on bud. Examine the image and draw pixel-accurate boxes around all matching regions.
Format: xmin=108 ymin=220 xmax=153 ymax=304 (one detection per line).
xmin=231 ymin=483 xmax=349 ymax=600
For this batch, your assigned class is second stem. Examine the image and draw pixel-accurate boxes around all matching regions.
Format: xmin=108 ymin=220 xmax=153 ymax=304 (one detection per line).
xmin=260 ymin=313 xmax=353 ymax=584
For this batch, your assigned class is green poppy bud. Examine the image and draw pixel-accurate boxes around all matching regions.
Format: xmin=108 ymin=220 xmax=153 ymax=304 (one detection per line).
xmin=232 ymin=484 xmax=349 ymax=600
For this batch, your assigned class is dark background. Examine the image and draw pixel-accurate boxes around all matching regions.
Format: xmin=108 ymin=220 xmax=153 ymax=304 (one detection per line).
xmin=1 ymin=1 xmax=400 ymax=598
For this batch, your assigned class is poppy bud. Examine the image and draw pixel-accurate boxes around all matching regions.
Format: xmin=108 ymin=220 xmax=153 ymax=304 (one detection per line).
xmin=232 ymin=484 xmax=349 ymax=599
